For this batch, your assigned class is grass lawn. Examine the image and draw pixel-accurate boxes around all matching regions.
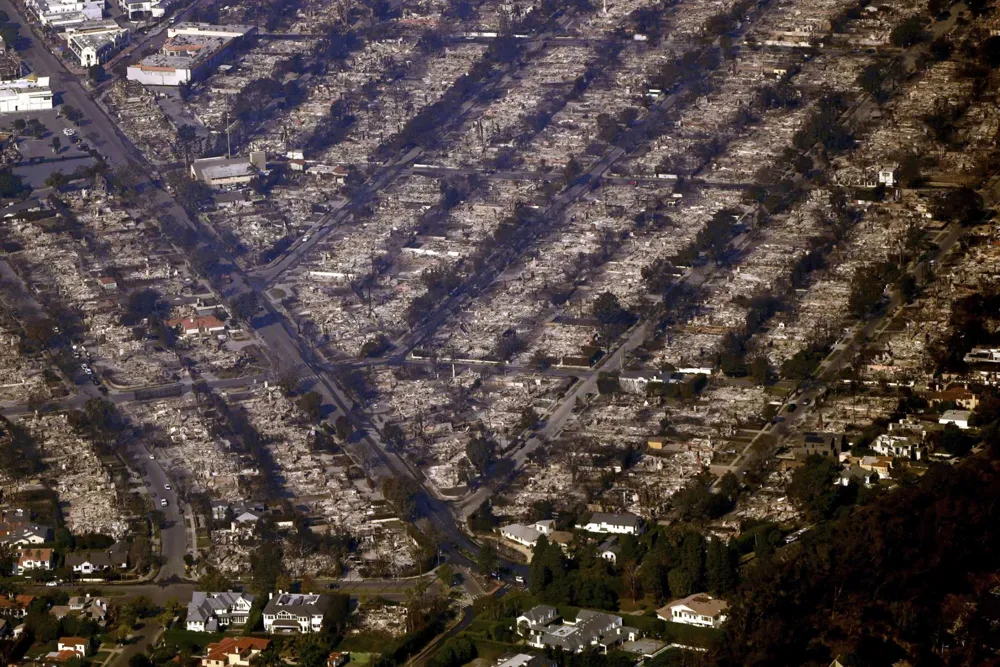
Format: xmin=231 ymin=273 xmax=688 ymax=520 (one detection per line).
xmin=347 ymin=653 xmax=371 ymax=665
xmin=161 ymin=628 xmax=225 ymax=653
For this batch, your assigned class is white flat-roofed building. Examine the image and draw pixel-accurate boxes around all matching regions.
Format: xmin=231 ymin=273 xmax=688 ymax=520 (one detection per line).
xmin=0 ymin=76 xmax=53 ymax=112
xmin=119 ymin=0 xmax=167 ymax=19
xmin=68 ymin=27 xmax=128 ymax=67
xmin=190 ymin=151 xmax=266 ymax=188
xmin=28 ymin=0 xmax=104 ymax=26
xmin=127 ymin=22 xmax=255 ymax=85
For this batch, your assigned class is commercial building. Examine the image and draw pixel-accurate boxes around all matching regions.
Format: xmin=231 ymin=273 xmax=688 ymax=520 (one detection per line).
xmin=118 ymin=0 xmax=168 ymax=20
xmin=0 ymin=76 xmax=53 ymax=113
xmin=262 ymin=592 xmax=330 ymax=634
xmin=126 ymin=22 xmax=255 ymax=86
xmin=67 ymin=27 xmax=129 ymax=68
xmin=190 ymin=152 xmax=266 ymax=188
xmin=27 ymin=0 xmax=103 ymax=27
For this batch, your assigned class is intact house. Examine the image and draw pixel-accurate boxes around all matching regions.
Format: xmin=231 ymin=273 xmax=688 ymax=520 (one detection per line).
xmin=0 ymin=594 xmax=34 ymax=618
xmin=166 ymin=315 xmax=226 ymax=338
xmin=597 ymin=537 xmax=621 ymax=565
xmin=326 ymin=653 xmax=349 ymax=667
xmin=657 ymin=593 xmax=729 ymax=629
xmin=66 ymin=595 xmax=108 ymax=625
xmin=871 ymin=433 xmax=924 ymax=461
xmin=57 ymin=637 xmax=90 ymax=657
xmin=262 ymin=592 xmax=330 ymax=634
xmin=65 ymin=545 xmax=128 ymax=576
xmin=939 ymin=410 xmax=972 ymax=430
xmin=575 ymin=512 xmax=645 ymax=536
xmin=0 ymin=524 xmax=52 ymax=546
xmin=187 ymin=591 xmax=256 ymax=632
xmin=496 ymin=655 xmax=554 ymax=667
xmin=190 ymin=152 xmax=266 ymax=189
xmin=16 ymin=547 xmax=53 ymax=575
xmin=230 ymin=504 xmax=265 ymax=531
xmin=516 ymin=605 xmax=640 ymax=654
xmin=498 ymin=519 xmax=555 ymax=548
xmin=200 ymin=637 xmax=270 ymax=667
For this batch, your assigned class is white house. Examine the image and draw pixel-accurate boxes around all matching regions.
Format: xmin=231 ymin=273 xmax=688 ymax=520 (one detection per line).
xmin=575 ymin=512 xmax=644 ymax=536
xmin=499 ymin=520 xmax=554 ymax=548
xmin=57 ymin=637 xmax=89 ymax=657
xmin=262 ymin=592 xmax=330 ymax=634
xmin=939 ymin=410 xmax=972 ymax=430
xmin=657 ymin=594 xmax=729 ymax=629
xmin=517 ymin=606 xmax=635 ymax=654
xmin=16 ymin=548 xmax=53 ymax=575
xmin=871 ymin=434 xmax=923 ymax=461
xmin=597 ymin=537 xmax=620 ymax=565
xmin=166 ymin=315 xmax=226 ymax=337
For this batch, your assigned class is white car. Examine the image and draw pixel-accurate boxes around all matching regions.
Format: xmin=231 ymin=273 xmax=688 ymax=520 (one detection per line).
xmin=160 ymin=498 xmax=168 ymax=507
xmin=148 ymin=454 xmax=155 ymax=460
xmin=164 ymin=484 xmax=171 ymax=490
xmin=63 ymin=127 xmax=76 ymax=136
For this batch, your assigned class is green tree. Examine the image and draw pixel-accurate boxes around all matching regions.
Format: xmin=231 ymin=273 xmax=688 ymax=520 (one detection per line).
xmin=61 ymin=104 xmax=83 ymax=123
xmin=383 ymin=423 xmax=406 ymax=450
xmin=382 ymin=477 xmax=419 ymax=520
xmin=334 ymin=415 xmax=353 ymax=441
xmin=748 ymin=355 xmax=772 ymax=385
xmin=231 ymin=292 xmax=261 ymax=321
xmin=249 ymin=540 xmax=286 ymax=595
xmin=889 ymin=15 xmax=926 ymax=48
xmin=680 ymin=532 xmax=705 ymax=591
xmin=296 ymin=391 xmax=323 ymax=423
xmin=706 ymin=538 xmax=737 ymax=594
xmin=934 ymin=187 xmax=986 ymax=227
xmin=437 ymin=563 xmax=455 ymax=586
xmin=848 ymin=264 xmax=886 ymax=319
xmin=466 ymin=433 xmax=495 ymax=474
xmin=787 ymin=454 xmax=842 ymax=520
xmin=477 ymin=542 xmax=498 ymax=576
xmin=667 ymin=566 xmax=694 ymax=598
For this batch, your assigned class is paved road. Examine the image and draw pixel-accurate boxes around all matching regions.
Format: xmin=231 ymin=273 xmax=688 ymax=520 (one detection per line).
xmin=129 ymin=441 xmax=190 ymax=581
xmin=0 ymin=372 xmax=271 ymax=416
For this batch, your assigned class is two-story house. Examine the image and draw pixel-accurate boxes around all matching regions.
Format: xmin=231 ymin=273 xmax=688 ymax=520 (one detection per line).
xmin=16 ymin=547 xmax=54 ymax=575
xmin=187 ymin=591 xmax=256 ymax=632
xmin=262 ymin=592 xmax=331 ymax=634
